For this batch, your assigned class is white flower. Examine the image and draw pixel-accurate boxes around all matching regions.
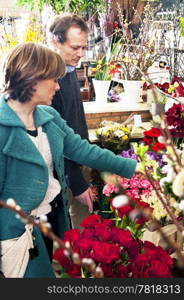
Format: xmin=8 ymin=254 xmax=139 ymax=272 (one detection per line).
xmin=172 ymin=170 xmax=184 ymax=197
xmin=114 ymin=130 xmax=124 ymax=138
xmin=111 ymin=195 xmax=129 ymax=208
xmin=178 ymin=200 xmax=184 ymax=211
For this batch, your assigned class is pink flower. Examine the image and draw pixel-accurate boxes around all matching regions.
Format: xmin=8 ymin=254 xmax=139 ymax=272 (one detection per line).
xmin=129 ymin=179 xmax=141 ymax=189
xmin=118 ymin=178 xmax=130 ymax=189
xmin=102 ymin=183 xmax=119 ymax=197
xmin=140 ymin=179 xmax=151 ymax=189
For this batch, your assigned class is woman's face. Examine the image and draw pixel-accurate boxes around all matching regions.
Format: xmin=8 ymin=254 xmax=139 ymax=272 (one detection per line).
xmin=32 ymin=78 xmax=60 ymax=106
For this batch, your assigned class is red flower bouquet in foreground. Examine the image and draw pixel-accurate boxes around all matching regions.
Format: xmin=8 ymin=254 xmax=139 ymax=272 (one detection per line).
xmin=53 ymin=214 xmax=174 ymax=278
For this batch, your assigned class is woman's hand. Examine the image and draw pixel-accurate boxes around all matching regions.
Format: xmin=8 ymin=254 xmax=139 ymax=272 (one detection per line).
xmin=74 ymin=187 xmax=97 ymax=213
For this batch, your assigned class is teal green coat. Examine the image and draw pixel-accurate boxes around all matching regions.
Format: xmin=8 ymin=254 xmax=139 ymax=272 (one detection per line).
xmin=0 ymin=95 xmax=136 ymax=278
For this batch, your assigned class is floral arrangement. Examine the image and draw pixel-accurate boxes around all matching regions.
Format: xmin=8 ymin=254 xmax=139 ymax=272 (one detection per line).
xmin=53 ymin=214 xmax=174 ymax=278
xmin=91 ymin=38 xmax=122 ymax=80
xmin=91 ymin=59 xmax=121 ymax=80
xmin=95 ymin=120 xmax=131 ymax=153
xmin=143 ymin=77 xmax=184 ymax=105
xmin=144 ymin=77 xmax=184 ymax=98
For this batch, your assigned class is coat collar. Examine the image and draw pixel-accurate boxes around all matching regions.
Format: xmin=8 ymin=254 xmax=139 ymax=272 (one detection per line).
xmin=0 ymin=95 xmax=54 ymax=128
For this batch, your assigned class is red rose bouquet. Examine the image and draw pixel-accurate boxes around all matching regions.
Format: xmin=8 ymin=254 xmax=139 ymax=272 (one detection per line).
xmin=53 ymin=214 xmax=174 ymax=278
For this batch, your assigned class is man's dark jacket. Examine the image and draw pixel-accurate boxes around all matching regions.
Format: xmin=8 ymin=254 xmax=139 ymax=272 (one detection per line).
xmin=52 ymin=70 xmax=89 ymax=196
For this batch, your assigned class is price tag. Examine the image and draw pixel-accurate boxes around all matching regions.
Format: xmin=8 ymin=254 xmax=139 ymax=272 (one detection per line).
xmin=134 ymin=115 xmax=142 ymax=127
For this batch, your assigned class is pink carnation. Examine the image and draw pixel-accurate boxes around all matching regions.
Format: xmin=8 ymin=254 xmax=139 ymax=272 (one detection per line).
xmin=102 ymin=183 xmax=119 ymax=197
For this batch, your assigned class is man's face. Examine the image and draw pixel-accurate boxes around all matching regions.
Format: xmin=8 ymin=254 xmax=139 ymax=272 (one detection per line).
xmin=55 ymin=26 xmax=88 ymax=66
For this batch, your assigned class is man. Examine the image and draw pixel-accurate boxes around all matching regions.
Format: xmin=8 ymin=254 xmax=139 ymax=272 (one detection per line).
xmin=48 ymin=13 xmax=95 ymax=229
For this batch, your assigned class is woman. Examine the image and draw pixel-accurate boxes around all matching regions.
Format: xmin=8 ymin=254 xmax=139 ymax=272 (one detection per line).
xmin=0 ymin=42 xmax=137 ymax=278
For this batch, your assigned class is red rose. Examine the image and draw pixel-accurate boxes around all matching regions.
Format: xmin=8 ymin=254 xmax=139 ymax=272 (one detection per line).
xmin=63 ymin=229 xmax=81 ymax=243
xmin=145 ymin=260 xmax=172 ymax=278
xmin=111 ymin=227 xmax=133 ymax=247
xmin=77 ymin=238 xmax=94 ymax=255
xmin=152 ymin=142 xmax=166 ymax=152
xmin=67 ymin=265 xmax=81 ymax=278
xmin=93 ymin=223 xmax=112 ymax=241
xmin=143 ymin=136 xmax=153 ymax=145
xmin=116 ymin=264 xmax=128 ymax=278
xmin=53 ymin=248 xmax=71 ymax=270
xmin=100 ymin=263 xmax=116 ymax=277
xmin=157 ymin=246 xmax=174 ymax=268
xmin=144 ymin=128 xmax=161 ymax=137
xmin=80 ymin=214 xmax=102 ymax=228
xmin=126 ymin=239 xmax=143 ymax=259
xmin=92 ymin=241 xmax=120 ymax=264
xmin=101 ymin=218 xmax=114 ymax=227
xmin=81 ymin=228 xmax=94 ymax=239
xmin=117 ymin=204 xmax=132 ymax=217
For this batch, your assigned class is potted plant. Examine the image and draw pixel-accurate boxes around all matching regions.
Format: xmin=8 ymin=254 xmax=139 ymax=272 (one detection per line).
xmin=90 ymin=39 xmax=122 ymax=103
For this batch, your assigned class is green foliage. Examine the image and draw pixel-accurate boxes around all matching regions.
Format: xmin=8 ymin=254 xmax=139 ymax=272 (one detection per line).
xmin=17 ymin=0 xmax=106 ymax=14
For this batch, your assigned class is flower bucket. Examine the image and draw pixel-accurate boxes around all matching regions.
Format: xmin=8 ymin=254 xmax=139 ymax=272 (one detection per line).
xmin=121 ymin=80 xmax=142 ymax=104
xmin=150 ymin=102 xmax=165 ymax=116
xmin=92 ymin=79 xmax=111 ymax=104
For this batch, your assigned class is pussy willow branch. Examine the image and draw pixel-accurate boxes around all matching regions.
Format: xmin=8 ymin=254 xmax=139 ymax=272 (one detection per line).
xmin=0 ymin=200 xmax=103 ymax=278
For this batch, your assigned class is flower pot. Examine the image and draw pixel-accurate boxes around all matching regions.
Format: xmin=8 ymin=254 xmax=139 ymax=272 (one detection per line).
xmin=92 ymin=79 xmax=111 ymax=104
xmin=121 ymin=80 xmax=142 ymax=104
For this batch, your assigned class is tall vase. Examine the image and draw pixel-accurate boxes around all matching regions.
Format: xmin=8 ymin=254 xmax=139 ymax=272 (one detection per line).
xmin=121 ymin=80 xmax=142 ymax=104
xmin=92 ymin=79 xmax=111 ymax=104
xmin=150 ymin=102 xmax=165 ymax=116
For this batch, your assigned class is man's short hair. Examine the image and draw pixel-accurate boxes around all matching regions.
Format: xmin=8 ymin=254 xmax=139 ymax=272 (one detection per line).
xmin=49 ymin=13 xmax=89 ymax=44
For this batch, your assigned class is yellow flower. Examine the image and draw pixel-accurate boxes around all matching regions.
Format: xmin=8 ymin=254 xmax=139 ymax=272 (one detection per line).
xmin=97 ymin=60 xmax=103 ymax=65
xmin=122 ymin=135 xmax=128 ymax=140
xmin=173 ymin=82 xmax=179 ymax=88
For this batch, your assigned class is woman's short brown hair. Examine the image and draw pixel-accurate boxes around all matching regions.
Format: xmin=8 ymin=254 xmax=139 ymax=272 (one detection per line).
xmin=2 ymin=42 xmax=65 ymax=102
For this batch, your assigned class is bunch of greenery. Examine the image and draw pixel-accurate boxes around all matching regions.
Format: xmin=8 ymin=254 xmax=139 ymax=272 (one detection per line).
xmin=17 ymin=0 xmax=106 ymax=15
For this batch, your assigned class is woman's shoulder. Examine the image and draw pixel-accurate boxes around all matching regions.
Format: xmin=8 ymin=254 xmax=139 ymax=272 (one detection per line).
xmin=38 ymin=105 xmax=62 ymax=118
xmin=37 ymin=105 xmax=67 ymax=126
